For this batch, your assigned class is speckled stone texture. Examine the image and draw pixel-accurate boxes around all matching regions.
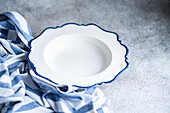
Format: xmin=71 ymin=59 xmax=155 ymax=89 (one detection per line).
xmin=0 ymin=0 xmax=169 ymax=113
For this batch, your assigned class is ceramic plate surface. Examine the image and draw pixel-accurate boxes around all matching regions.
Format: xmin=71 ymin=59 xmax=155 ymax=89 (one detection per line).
xmin=28 ymin=23 xmax=129 ymax=88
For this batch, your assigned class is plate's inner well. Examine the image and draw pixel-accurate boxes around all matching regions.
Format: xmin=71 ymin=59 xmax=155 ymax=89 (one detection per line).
xmin=44 ymin=34 xmax=112 ymax=78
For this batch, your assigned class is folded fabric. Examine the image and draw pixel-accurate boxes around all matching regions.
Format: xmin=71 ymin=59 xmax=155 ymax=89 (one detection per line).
xmin=0 ymin=12 xmax=110 ymax=113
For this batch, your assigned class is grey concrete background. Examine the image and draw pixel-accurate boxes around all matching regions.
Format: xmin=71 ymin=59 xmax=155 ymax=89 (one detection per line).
xmin=0 ymin=0 xmax=170 ymax=113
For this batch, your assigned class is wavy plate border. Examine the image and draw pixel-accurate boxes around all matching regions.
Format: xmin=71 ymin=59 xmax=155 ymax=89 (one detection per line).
xmin=27 ymin=23 xmax=129 ymax=88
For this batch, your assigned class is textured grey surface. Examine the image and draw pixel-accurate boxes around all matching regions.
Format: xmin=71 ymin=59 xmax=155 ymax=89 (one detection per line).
xmin=0 ymin=0 xmax=170 ymax=113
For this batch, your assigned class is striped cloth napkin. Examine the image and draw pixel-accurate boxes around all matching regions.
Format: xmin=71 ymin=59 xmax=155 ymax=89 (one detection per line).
xmin=0 ymin=12 xmax=110 ymax=113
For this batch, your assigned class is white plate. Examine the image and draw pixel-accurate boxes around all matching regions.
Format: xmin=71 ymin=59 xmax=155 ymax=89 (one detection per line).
xmin=28 ymin=23 xmax=129 ymax=88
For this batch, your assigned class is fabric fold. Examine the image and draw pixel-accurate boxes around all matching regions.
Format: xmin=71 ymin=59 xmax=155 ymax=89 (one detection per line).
xmin=0 ymin=11 xmax=110 ymax=113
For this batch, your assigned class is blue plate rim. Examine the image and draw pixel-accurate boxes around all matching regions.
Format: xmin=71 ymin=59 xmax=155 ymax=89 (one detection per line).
xmin=27 ymin=23 xmax=129 ymax=88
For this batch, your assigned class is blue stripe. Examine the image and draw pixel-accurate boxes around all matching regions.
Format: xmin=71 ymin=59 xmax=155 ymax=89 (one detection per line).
xmin=26 ymin=84 xmax=44 ymax=96
xmin=8 ymin=60 xmax=26 ymax=70
xmin=0 ymin=34 xmax=7 ymax=39
xmin=0 ymin=41 xmax=11 ymax=54
xmin=26 ymin=22 xmax=32 ymax=36
xmin=0 ymin=29 xmax=8 ymax=39
xmin=84 ymin=87 xmax=96 ymax=95
xmin=11 ymin=40 xmax=21 ymax=44
xmin=96 ymin=108 xmax=104 ymax=113
xmin=74 ymin=101 xmax=93 ymax=113
xmin=0 ymin=43 xmax=8 ymax=57
xmin=35 ymin=82 xmax=59 ymax=93
xmin=0 ymin=21 xmax=15 ymax=30
xmin=46 ymin=106 xmax=53 ymax=111
xmin=1 ymin=51 xmax=9 ymax=59
xmin=15 ymin=35 xmax=22 ymax=43
xmin=46 ymin=93 xmax=60 ymax=101
xmin=14 ymin=85 xmax=24 ymax=95
xmin=46 ymin=93 xmax=75 ymax=112
xmin=11 ymin=75 xmax=21 ymax=86
xmin=9 ymin=42 xmax=23 ymax=55
xmin=0 ymin=81 xmax=11 ymax=88
xmin=8 ymin=61 xmax=20 ymax=69
xmin=0 ymin=70 xmax=8 ymax=77
xmin=16 ymin=101 xmax=40 ymax=112
xmin=0 ymin=56 xmax=5 ymax=62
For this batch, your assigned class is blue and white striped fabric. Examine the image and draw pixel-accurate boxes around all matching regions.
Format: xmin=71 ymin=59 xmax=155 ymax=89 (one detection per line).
xmin=0 ymin=12 xmax=110 ymax=113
